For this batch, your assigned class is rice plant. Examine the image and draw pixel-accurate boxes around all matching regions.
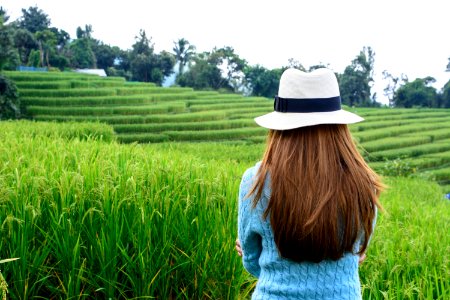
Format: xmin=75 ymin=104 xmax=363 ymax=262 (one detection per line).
xmin=0 ymin=123 xmax=448 ymax=299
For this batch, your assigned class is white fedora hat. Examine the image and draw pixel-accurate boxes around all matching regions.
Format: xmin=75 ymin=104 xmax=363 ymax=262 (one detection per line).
xmin=254 ymin=68 xmax=364 ymax=130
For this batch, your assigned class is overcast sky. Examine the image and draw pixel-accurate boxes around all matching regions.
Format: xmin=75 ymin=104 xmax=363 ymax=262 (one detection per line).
xmin=2 ymin=0 xmax=449 ymax=104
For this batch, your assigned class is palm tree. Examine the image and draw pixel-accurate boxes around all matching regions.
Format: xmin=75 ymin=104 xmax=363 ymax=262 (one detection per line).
xmin=173 ymin=38 xmax=195 ymax=76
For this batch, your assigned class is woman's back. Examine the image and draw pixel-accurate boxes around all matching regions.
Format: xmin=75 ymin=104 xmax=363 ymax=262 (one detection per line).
xmin=236 ymin=68 xmax=383 ymax=299
xmin=239 ymin=163 xmax=363 ymax=300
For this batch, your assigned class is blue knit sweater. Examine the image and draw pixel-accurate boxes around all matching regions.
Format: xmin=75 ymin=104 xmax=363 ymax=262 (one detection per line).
xmin=238 ymin=162 xmax=373 ymax=300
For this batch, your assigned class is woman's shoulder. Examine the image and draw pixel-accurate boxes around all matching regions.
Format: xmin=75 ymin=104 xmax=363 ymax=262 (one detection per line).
xmin=241 ymin=161 xmax=262 ymax=184
xmin=239 ymin=161 xmax=271 ymax=203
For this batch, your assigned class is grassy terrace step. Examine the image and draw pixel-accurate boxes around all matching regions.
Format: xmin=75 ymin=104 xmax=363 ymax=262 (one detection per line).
xmin=186 ymin=97 xmax=268 ymax=106
xmin=369 ymin=139 xmax=450 ymax=161
xmin=353 ymin=123 xmax=450 ymax=143
xmin=368 ymin=150 xmax=450 ymax=173
xmin=19 ymin=86 xmax=195 ymax=98
xmin=21 ymin=92 xmax=198 ymax=106
xmin=194 ymin=93 xmax=249 ymax=100
xmin=113 ymin=119 xmax=257 ymax=133
xmin=361 ymin=127 xmax=450 ymax=153
xmin=34 ymin=110 xmax=229 ymax=124
xmin=0 ymin=120 xmax=115 ymax=142
xmin=429 ymin=167 xmax=450 ymax=182
xmin=115 ymin=86 xmax=193 ymax=95
xmin=189 ymin=101 xmax=272 ymax=112
xmin=352 ymin=108 xmax=445 ymax=117
xmin=361 ymin=136 xmax=434 ymax=153
xmin=350 ymin=115 xmax=450 ymax=132
xmin=27 ymin=103 xmax=187 ymax=116
xmin=32 ymin=107 xmax=273 ymax=124
xmin=118 ymin=127 xmax=268 ymax=143
xmin=122 ymin=81 xmax=156 ymax=87
xmin=19 ymin=88 xmax=119 ymax=97
xmin=441 ymin=185 xmax=450 ymax=193
xmin=5 ymin=71 xmax=125 ymax=81
xmin=15 ymin=80 xmax=126 ymax=89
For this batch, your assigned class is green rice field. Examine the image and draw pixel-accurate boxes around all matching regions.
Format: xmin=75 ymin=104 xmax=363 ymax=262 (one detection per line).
xmin=0 ymin=71 xmax=449 ymax=299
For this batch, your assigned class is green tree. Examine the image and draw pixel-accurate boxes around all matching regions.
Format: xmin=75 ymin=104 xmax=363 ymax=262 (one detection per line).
xmin=0 ymin=75 xmax=20 ymax=119
xmin=27 ymin=49 xmax=40 ymax=67
xmin=0 ymin=11 xmax=19 ymax=70
xmin=338 ymin=46 xmax=378 ymax=107
xmin=442 ymin=79 xmax=450 ymax=108
xmin=108 ymin=49 xmax=132 ymax=79
xmin=177 ymin=51 xmax=226 ymax=90
xmin=13 ymin=28 xmax=38 ymax=65
xmin=308 ymin=63 xmax=329 ymax=71
xmin=243 ymin=65 xmax=282 ymax=97
xmin=393 ymin=77 xmax=438 ymax=108
xmin=0 ymin=7 xmax=9 ymax=23
xmin=35 ymin=29 xmax=57 ymax=67
xmin=18 ymin=6 xmax=50 ymax=33
xmin=177 ymin=47 xmax=246 ymax=91
xmin=382 ymin=71 xmax=408 ymax=107
xmin=92 ymin=42 xmax=119 ymax=71
xmin=129 ymin=30 xmax=175 ymax=84
xmin=211 ymin=46 xmax=247 ymax=92
xmin=130 ymin=30 xmax=155 ymax=82
xmin=69 ymin=37 xmax=96 ymax=68
xmin=50 ymin=27 xmax=70 ymax=52
xmin=286 ymin=58 xmax=306 ymax=71
xmin=173 ymin=38 xmax=195 ymax=76
xmin=76 ymin=24 xmax=93 ymax=39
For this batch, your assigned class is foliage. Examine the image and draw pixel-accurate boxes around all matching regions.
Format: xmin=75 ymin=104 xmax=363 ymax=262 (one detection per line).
xmin=176 ymin=51 xmax=225 ymax=90
xmin=34 ymin=29 xmax=57 ymax=67
xmin=13 ymin=28 xmax=37 ymax=65
xmin=382 ymin=70 xmax=407 ymax=107
xmin=378 ymin=158 xmax=416 ymax=177
xmin=211 ymin=46 xmax=247 ymax=92
xmin=243 ymin=65 xmax=282 ymax=98
xmin=339 ymin=47 xmax=380 ymax=107
xmin=129 ymin=30 xmax=175 ymax=84
xmin=69 ymin=38 xmax=96 ymax=69
xmin=0 ymin=75 xmax=20 ymax=119
xmin=441 ymin=79 xmax=450 ymax=108
xmin=92 ymin=42 xmax=119 ymax=72
xmin=393 ymin=77 xmax=438 ymax=108
xmin=27 ymin=49 xmax=41 ymax=67
xmin=177 ymin=47 xmax=246 ymax=92
xmin=173 ymin=38 xmax=195 ymax=76
xmin=0 ymin=17 xmax=19 ymax=71
xmin=18 ymin=6 xmax=51 ymax=33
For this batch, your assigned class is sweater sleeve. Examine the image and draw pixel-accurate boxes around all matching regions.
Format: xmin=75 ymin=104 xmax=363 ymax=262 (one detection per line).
xmin=238 ymin=167 xmax=262 ymax=278
xmin=355 ymin=205 xmax=378 ymax=253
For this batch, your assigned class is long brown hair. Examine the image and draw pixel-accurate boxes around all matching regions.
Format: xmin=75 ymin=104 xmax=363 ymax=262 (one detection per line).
xmin=250 ymin=124 xmax=384 ymax=263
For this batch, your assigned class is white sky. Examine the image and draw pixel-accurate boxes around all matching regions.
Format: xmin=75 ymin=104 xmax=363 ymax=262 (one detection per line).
xmin=2 ymin=0 xmax=449 ymax=104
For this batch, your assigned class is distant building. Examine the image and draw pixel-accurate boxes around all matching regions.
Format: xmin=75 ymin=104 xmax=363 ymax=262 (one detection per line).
xmin=75 ymin=69 xmax=107 ymax=77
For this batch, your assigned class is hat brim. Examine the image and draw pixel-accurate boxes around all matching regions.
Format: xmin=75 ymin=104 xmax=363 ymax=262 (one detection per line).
xmin=254 ymin=110 xmax=364 ymax=130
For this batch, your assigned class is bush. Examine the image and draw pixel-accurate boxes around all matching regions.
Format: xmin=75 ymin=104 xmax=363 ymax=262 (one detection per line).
xmin=0 ymin=75 xmax=20 ymax=120
xmin=378 ymin=158 xmax=417 ymax=177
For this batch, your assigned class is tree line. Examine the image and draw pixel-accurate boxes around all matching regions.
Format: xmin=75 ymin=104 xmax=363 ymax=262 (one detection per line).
xmin=1 ymin=5 xmax=449 ymax=111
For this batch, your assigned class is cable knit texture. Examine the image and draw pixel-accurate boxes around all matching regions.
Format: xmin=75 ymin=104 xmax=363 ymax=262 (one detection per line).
xmin=238 ymin=162 xmax=369 ymax=300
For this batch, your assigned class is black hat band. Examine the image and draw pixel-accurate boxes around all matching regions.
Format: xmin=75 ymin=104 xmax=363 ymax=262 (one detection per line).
xmin=274 ymin=96 xmax=342 ymax=113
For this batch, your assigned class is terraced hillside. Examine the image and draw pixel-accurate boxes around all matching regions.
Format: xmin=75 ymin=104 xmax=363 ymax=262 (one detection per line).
xmin=6 ymin=71 xmax=272 ymax=143
xmin=5 ymin=71 xmax=450 ymax=191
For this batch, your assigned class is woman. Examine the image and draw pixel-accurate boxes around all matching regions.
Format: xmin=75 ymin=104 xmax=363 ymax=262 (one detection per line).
xmin=236 ymin=68 xmax=384 ymax=299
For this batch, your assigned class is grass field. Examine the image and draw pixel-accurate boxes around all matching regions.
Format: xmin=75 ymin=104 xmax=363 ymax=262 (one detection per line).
xmin=0 ymin=122 xmax=449 ymax=299
xmin=7 ymin=70 xmax=450 ymax=191
xmin=1 ymin=71 xmax=450 ymax=298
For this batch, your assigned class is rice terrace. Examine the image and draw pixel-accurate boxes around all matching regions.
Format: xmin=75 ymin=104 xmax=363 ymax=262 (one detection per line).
xmin=0 ymin=70 xmax=448 ymax=299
